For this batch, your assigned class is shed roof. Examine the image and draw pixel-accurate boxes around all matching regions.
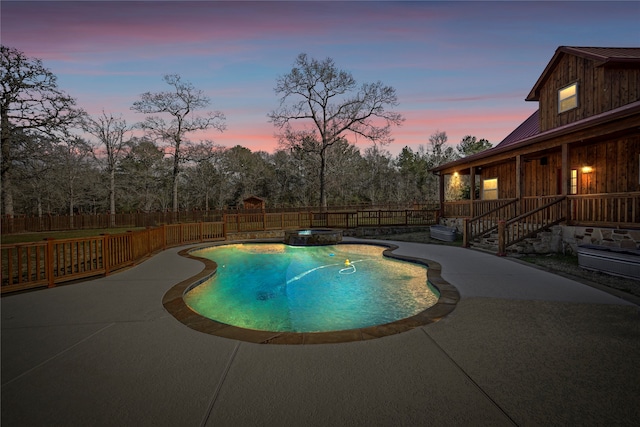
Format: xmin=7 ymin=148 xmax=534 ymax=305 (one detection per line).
xmin=243 ymin=195 xmax=265 ymax=202
xmin=526 ymin=46 xmax=640 ymax=101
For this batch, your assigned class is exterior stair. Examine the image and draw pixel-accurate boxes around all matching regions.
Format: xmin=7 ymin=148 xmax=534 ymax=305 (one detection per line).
xmin=464 ymin=196 xmax=567 ymax=255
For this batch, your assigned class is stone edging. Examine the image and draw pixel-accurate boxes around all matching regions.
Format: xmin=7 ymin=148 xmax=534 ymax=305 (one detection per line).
xmin=162 ymin=240 xmax=460 ymax=344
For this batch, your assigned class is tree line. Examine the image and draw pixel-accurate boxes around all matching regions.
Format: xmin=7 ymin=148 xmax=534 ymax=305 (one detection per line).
xmin=1 ymin=46 xmax=491 ymax=217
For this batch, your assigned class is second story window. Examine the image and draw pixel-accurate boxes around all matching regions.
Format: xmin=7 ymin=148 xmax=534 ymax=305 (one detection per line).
xmin=558 ymin=82 xmax=578 ymax=113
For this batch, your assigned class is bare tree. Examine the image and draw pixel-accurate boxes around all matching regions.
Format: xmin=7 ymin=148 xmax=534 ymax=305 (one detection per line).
xmin=49 ymin=137 xmax=94 ymax=224
xmin=221 ymin=145 xmax=272 ymax=206
xmin=269 ymin=53 xmax=404 ymax=209
xmin=131 ymin=74 xmax=226 ymax=212
xmin=426 ymin=131 xmax=460 ymax=201
xmin=83 ymin=111 xmax=130 ymax=224
xmin=1 ymin=45 xmax=84 ymax=216
xmin=118 ymin=137 xmax=170 ymax=213
xmin=181 ymin=140 xmax=225 ymax=211
xmin=361 ymin=145 xmax=397 ymax=205
xmin=427 ymin=131 xmax=458 ymax=168
xmin=11 ymin=131 xmax=54 ymax=216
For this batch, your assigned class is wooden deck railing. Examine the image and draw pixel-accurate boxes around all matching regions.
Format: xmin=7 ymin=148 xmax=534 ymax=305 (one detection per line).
xmin=568 ymin=192 xmax=640 ymax=227
xmin=463 ymin=199 xmax=519 ymax=247
xmin=1 ymin=208 xmax=437 ymax=294
xmin=1 ymin=241 xmax=49 ymax=291
xmin=443 ymin=199 xmax=518 ymax=219
xmin=443 ymin=201 xmax=471 ymax=218
xmin=497 ymin=196 xmax=567 ymax=255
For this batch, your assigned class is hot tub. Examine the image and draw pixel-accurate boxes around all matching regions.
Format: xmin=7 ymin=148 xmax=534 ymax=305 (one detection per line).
xmin=284 ymin=229 xmax=343 ymax=246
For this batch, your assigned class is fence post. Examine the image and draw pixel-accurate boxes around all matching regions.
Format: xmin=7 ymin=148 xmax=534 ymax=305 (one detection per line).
xmin=102 ymin=234 xmax=111 ymax=276
xmin=46 ymin=238 xmax=55 ymax=288
xmin=199 ymin=222 xmax=204 ymax=243
xmin=463 ymin=218 xmax=469 ymax=248
xmin=497 ymin=220 xmax=506 ymax=256
xmin=146 ymin=227 xmax=151 ymax=256
xmin=223 ymin=215 xmax=228 ymax=240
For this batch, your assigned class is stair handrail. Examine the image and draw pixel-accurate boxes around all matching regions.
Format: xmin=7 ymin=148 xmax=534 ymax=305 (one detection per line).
xmin=464 ymin=198 xmax=518 ymax=246
xmin=498 ymin=195 xmax=567 ymax=254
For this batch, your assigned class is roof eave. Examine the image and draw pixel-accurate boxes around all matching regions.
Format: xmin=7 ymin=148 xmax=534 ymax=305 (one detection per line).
xmin=526 ymin=46 xmax=568 ymax=101
xmin=430 ymin=100 xmax=640 ymax=174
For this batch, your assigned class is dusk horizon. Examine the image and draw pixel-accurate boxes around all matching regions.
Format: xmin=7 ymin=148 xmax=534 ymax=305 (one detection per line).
xmin=2 ymin=0 xmax=639 ymax=155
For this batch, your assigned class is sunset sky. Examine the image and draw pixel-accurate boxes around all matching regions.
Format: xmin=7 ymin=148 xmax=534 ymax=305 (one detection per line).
xmin=3 ymin=1 xmax=639 ymax=155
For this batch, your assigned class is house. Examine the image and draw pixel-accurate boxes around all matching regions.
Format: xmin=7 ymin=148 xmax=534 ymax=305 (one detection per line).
xmin=242 ymin=195 xmax=266 ymax=210
xmin=431 ymin=46 xmax=640 ymax=254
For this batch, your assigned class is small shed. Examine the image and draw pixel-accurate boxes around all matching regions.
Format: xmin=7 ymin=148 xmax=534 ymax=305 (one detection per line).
xmin=242 ymin=195 xmax=265 ymax=210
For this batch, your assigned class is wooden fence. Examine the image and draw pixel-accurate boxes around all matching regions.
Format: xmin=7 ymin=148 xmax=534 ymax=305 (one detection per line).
xmin=1 ymin=208 xmax=437 ymax=294
xmin=1 ymin=202 xmax=439 ymax=235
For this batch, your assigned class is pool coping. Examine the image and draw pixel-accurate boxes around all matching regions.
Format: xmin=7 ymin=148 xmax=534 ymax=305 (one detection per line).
xmin=162 ymin=239 xmax=460 ymax=344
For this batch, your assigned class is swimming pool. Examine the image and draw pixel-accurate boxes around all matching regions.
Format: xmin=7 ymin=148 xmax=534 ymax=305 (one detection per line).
xmin=183 ymin=243 xmax=439 ymax=333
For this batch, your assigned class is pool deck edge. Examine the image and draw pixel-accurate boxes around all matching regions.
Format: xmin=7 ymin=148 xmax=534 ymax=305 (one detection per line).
xmin=162 ymin=240 xmax=460 ymax=344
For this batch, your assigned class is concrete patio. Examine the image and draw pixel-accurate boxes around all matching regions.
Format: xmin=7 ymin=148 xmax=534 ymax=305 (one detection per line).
xmin=2 ymin=239 xmax=639 ymax=426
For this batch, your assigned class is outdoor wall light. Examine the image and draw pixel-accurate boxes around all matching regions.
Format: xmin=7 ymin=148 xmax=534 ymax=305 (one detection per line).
xmin=581 ymin=166 xmax=593 ymax=174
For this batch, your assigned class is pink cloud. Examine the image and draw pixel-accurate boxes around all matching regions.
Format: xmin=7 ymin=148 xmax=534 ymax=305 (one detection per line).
xmin=394 ymin=106 xmax=537 ymax=151
xmin=2 ymin=1 xmax=454 ymax=63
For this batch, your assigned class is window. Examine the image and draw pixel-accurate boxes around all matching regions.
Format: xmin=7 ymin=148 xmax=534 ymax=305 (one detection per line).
xmin=558 ymin=82 xmax=578 ymax=113
xmin=570 ymin=169 xmax=578 ymax=194
xmin=483 ymin=178 xmax=498 ymax=200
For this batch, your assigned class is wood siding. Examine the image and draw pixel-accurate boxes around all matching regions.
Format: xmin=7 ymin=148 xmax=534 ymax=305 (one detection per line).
xmin=479 ymin=162 xmax=516 ymax=199
xmin=538 ymin=55 xmax=640 ymax=132
xmin=476 ymin=136 xmax=639 ymax=200
xmin=480 ymin=152 xmax=563 ymax=199
xmin=523 ymin=151 xmax=563 ymax=197
xmin=569 ymin=136 xmax=640 ymax=194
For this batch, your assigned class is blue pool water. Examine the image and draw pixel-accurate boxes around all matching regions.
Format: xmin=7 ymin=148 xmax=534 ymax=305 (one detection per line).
xmin=184 ymin=243 xmax=438 ymax=333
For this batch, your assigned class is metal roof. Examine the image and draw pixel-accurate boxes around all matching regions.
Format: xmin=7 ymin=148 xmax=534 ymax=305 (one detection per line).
xmin=562 ymin=47 xmax=640 ymax=62
xmin=430 ymin=100 xmax=640 ymax=173
xmin=430 ymin=46 xmax=640 ymax=174
xmin=495 ymin=110 xmax=539 ymax=148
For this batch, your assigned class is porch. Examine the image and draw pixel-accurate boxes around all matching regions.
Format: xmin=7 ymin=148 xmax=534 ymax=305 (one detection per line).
xmin=440 ymin=192 xmax=640 ymax=254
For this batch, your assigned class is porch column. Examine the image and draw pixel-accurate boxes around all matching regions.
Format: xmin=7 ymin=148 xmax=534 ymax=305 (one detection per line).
xmin=515 ymin=155 xmax=522 ymax=216
xmin=561 ymin=143 xmax=569 ymax=222
xmin=469 ymin=167 xmax=476 ymax=218
xmin=561 ymin=143 xmax=568 ymax=196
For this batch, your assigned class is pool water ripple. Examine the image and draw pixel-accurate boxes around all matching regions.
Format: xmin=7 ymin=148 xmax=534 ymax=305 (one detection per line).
xmin=183 ymin=243 xmax=439 ymax=333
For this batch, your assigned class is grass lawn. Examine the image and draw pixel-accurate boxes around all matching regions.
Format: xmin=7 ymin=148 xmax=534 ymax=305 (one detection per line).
xmin=1 ymin=228 xmax=146 ymax=245
xmin=519 ymin=253 xmax=579 ymax=268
